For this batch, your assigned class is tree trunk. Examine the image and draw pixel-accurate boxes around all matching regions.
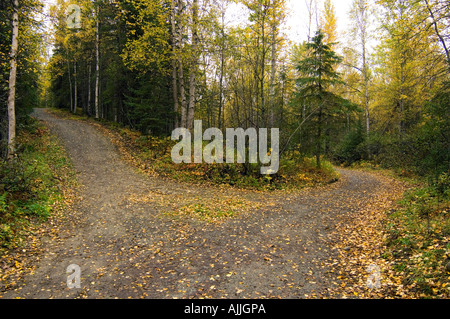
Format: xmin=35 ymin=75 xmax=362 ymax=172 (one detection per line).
xmin=363 ymin=48 xmax=370 ymax=157
xmin=399 ymin=60 xmax=406 ymax=135
xmin=187 ymin=70 xmax=195 ymax=130
xmin=364 ymin=63 xmax=370 ymax=135
xmin=316 ymin=107 xmax=322 ymax=169
xmin=218 ymin=8 xmax=225 ymax=131
xmin=67 ymin=59 xmax=73 ymax=113
xmin=7 ymin=0 xmax=19 ymax=159
xmin=260 ymin=4 xmax=266 ymax=127
xmin=306 ymin=0 xmax=314 ymax=42
xmin=95 ymin=4 xmax=100 ymax=119
xmin=424 ymin=0 xmax=450 ymax=73
xmin=360 ymin=1 xmax=370 ymax=136
xmin=269 ymin=22 xmax=277 ymax=128
xmin=177 ymin=0 xmax=187 ymax=128
xmin=172 ymin=60 xmax=179 ymax=127
xmin=178 ymin=61 xmax=187 ymax=127
xmin=218 ymin=46 xmax=224 ymax=131
xmin=187 ymin=0 xmax=199 ymax=131
xmin=74 ymin=61 xmax=77 ymax=114
xmin=317 ymin=76 xmax=323 ymax=169
xmin=170 ymin=0 xmax=179 ymax=128
xmin=87 ymin=62 xmax=91 ymax=115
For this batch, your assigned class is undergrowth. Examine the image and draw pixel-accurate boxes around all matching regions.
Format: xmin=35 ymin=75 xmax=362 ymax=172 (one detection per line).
xmin=383 ymin=172 xmax=450 ymax=298
xmin=0 ymin=118 xmax=75 ymax=253
xmin=49 ymin=107 xmax=340 ymax=190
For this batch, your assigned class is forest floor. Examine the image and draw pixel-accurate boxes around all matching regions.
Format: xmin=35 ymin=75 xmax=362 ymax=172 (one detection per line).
xmin=0 ymin=108 xmax=409 ymax=299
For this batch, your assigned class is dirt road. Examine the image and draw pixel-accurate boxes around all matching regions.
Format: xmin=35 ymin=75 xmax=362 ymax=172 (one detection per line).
xmin=1 ymin=109 xmax=402 ymax=299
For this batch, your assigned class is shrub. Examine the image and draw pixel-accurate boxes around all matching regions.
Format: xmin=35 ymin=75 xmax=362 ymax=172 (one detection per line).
xmin=333 ymin=124 xmax=366 ymax=165
xmin=435 ymin=172 xmax=450 ymax=198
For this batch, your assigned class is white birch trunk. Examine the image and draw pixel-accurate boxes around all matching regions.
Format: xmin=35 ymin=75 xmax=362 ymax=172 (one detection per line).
xmin=177 ymin=0 xmax=187 ymax=128
xmin=171 ymin=0 xmax=179 ymax=128
xmin=187 ymin=0 xmax=199 ymax=131
xmin=269 ymin=23 xmax=277 ymax=128
xmin=7 ymin=0 xmax=19 ymax=159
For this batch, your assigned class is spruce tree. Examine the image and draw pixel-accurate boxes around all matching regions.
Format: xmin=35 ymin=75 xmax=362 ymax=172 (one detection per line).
xmin=295 ymin=29 xmax=348 ymax=168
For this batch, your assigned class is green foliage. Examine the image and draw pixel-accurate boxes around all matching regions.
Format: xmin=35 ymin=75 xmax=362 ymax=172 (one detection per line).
xmin=333 ymin=122 xmax=366 ymax=165
xmin=124 ymin=72 xmax=173 ymax=135
xmin=119 ymin=0 xmax=171 ymax=73
xmin=90 ymin=115 xmax=340 ymax=190
xmin=295 ymin=30 xmax=343 ymax=94
xmin=337 ymin=81 xmax=449 ymax=180
xmin=160 ymin=151 xmax=338 ymax=190
xmin=43 ymin=0 xmax=446 ymax=185
xmin=0 ymin=193 xmax=7 ymax=213
xmin=434 ymin=172 xmax=450 ymax=198
xmin=48 ymin=0 xmax=174 ymax=135
xmin=0 ymin=0 xmax=44 ymax=158
xmin=347 ymin=82 xmax=450 ymax=177
xmin=413 ymin=81 xmax=450 ymax=176
xmin=294 ymin=30 xmax=355 ymax=168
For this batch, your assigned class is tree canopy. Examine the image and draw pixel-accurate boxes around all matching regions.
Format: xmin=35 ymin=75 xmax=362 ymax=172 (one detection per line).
xmin=0 ymin=0 xmax=448 ymax=176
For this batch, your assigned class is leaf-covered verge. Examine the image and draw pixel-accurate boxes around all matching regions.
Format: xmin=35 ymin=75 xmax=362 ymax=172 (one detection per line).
xmin=48 ymin=108 xmax=340 ymax=192
xmin=382 ymin=173 xmax=449 ymax=298
xmin=0 ymin=118 xmax=77 ymax=289
xmin=328 ymin=163 xmax=449 ymax=299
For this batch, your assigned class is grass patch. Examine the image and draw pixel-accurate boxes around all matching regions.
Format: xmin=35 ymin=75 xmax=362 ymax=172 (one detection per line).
xmin=0 ymin=117 xmax=76 ymax=253
xmin=166 ymin=198 xmax=262 ymax=223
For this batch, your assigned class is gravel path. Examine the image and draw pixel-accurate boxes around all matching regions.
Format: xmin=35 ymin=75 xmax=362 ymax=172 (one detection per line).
xmin=1 ymin=108 xmax=399 ymax=299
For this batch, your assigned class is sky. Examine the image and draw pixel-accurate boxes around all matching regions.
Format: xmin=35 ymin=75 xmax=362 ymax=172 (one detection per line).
xmin=226 ymin=0 xmax=356 ymax=44
xmin=285 ymin=0 xmax=354 ymax=44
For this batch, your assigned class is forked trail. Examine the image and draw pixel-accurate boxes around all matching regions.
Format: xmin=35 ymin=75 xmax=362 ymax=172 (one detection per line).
xmin=1 ymin=108 xmax=404 ymax=299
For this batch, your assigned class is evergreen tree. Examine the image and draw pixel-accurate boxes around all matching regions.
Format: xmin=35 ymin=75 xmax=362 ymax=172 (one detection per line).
xmin=295 ymin=30 xmax=351 ymax=168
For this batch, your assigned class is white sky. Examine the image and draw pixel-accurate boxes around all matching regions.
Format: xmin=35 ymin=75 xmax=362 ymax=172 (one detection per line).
xmin=287 ymin=0 xmax=355 ymax=43
xmin=226 ymin=0 xmax=356 ymax=44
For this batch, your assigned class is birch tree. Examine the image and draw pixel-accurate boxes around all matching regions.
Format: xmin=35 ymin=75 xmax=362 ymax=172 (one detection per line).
xmin=170 ymin=0 xmax=179 ymax=128
xmin=349 ymin=0 xmax=372 ymax=135
xmin=7 ymin=0 xmax=19 ymax=159
xmin=268 ymin=0 xmax=286 ymax=127
xmin=187 ymin=0 xmax=199 ymax=131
